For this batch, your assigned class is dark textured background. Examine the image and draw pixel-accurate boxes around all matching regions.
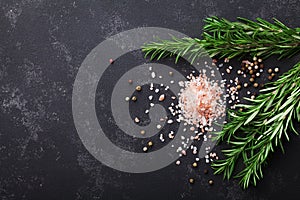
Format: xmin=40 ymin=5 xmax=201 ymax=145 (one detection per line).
xmin=1 ymin=0 xmax=300 ymax=200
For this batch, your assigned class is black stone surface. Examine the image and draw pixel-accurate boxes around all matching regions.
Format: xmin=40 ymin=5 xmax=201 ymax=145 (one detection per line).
xmin=1 ymin=0 xmax=300 ymax=200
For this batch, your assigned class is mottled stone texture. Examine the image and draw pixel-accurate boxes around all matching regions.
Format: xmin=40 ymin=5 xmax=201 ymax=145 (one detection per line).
xmin=0 ymin=0 xmax=299 ymax=200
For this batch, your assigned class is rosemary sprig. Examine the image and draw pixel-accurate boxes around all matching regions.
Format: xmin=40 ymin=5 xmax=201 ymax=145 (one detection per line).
xmin=212 ymin=62 xmax=300 ymax=189
xmin=142 ymin=17 xmax=300 ymax=188
xmin=142 ymin=17 xmax=300 ymax=61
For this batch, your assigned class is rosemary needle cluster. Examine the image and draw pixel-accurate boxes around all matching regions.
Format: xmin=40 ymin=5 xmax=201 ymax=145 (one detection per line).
xmin=142 ymin=17 xmax=300 ymax=188
xmin=212 ymin=62 xmax=300 ymax=189
xmin=142 ymin=17 xmax=300 ymax=62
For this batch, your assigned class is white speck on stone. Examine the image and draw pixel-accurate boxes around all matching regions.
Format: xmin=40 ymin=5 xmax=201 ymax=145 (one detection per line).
xmin=151 ymin=72 xmax=156 ymax=78
xmin=159 ymin=133 xmax=165 ymax=142
xmin=167 ymin=119 xmax=173 ymax=124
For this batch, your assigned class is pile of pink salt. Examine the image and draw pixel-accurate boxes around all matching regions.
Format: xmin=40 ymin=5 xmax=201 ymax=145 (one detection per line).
xmin=178 ymin=73 xmax=225 ymax=127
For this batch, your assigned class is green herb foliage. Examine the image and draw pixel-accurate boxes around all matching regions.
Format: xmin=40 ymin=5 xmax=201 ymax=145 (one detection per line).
xmin=142 ymin=17 xmax=300 ymax=62
xmin=142 ymin=17 xmax=300 ymax=188
xmin=212 ymin=62 xmax=300 ymax=189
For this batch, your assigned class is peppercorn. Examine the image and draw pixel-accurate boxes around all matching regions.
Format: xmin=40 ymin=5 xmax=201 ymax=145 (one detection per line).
xmin=131 ymin=96 xmax=137 ymax=101
xmin=244 ymin=83 xmax=248 ymax=88
xmin=271 ymin=73 xmax=275 ymax=77
xmin=208 ymin=180 xmax=214 ymax=185
xmin=249 ymin=70 xmax=254 ymax=75
xmin=258 ymin=58 xmax=262 ymax=62
xmin=268 ymin=76 xmax=273 ymax=80
xmin=148 ymin=141 xmax=153 ymax=147
xmin=250 ymin=77 xmax=255 ymax=82
xmin=192 ymin=162 xmax=197 ymax=168
xmin=204 ymin=169 xmax=208 ymax=174
xmin=128 ymin=79 xmax=133 ymax=84
xmin=253 ymin=83 xmax=259 ymax=88
xmin=274 ymin=67 xmax=279 ymax=72
xmin=136 ymin=85 xmax=142 ymax=91
xmin=236 ymin=85 xmax=241 ymax=90
xmin=189 ymin=178 xmax=195 ymax=184
xmin=259 ymin=63 xmax=264 ymax=69
xmin=268 ymin=69 xmax=273 ymax=73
